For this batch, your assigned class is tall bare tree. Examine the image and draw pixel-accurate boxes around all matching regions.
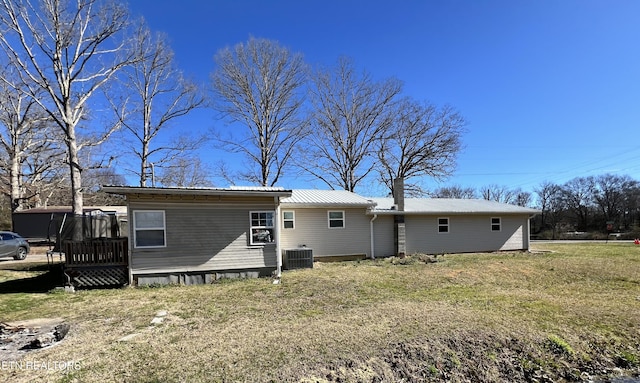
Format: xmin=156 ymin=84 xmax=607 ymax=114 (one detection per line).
xmin=302 ymin=57 xmax=402 ymax=192
xmin=0 ymin=0 xmax=135 ymax=225
xmin=112 ymin=24 xmax=206 ymax=186
xmin=211 ymin=37 xmax=308 ymax=186
xmin=0 ymin=65 xmax=49 ymax=211
xmin=378 ymin=98 xmax=464 ymax=197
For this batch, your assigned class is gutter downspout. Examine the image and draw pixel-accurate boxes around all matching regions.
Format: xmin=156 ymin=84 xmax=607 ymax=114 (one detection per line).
xmin=274 ymin=197 xmax=282 ymax=282
xmin=127 ymin=202 xmax=133 ymax=286
xmin=369 ymin=214 xmax=378 ymax=259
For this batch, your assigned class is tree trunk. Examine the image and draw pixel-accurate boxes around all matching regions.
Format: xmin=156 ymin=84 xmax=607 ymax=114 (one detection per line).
xmin=67 ymin=127 xmax=83 ymax=240
xmin=10 ymin=144 xmax=21 ymax=212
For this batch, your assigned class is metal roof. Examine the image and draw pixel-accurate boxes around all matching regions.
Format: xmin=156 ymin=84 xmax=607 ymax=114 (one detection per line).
xmin=281 ymin=189 xmax=376 ymax=207
xmin=368 ymin=198 xmax=540 ymax=215
xmin=102 ymin=185 xmax=292 ymax=198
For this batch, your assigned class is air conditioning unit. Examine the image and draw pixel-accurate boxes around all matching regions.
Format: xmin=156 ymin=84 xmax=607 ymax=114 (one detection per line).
xmin=284 ymin=248 xmax=313 ymax=270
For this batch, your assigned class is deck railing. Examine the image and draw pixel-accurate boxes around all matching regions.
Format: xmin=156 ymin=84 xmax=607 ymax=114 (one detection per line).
xmin=63 ymin=238 xmax=128 ymax=267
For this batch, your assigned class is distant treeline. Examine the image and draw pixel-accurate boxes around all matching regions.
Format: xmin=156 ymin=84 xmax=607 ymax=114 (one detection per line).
xmin=431 ymin=173 xmax=640 ymax=238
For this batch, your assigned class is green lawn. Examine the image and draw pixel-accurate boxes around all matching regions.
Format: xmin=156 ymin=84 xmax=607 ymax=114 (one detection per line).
xmin=0 ymin=242 xmax=639 ymax=382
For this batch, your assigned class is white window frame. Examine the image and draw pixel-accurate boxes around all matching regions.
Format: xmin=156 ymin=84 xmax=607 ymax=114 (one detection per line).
xmin=328 ymin=210 xmax=345 ymax=229
xmin=282 ymin=210 xmax=295 ymax=229
xmin=437 ymin=217 xmax=449 ymax=233
xmin=133 ymin=210 xmax=166 ymax=248
xmin=250 ymin=211 xmax=275 ymax=245
xmin=491 ymin=217 xmax=502 ymax=232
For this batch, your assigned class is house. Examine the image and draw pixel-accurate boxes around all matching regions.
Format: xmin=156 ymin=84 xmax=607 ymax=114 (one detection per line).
xmin=279 ymin=189 xmax=377 ymax=261
xmin=279 ymin=189 xmax=539 ymax=260
xmin=368 ymin=197 xmax=539 ymax=257
xmin=87 ymin=185 xmax=539 ymax=287
xmin=100 ymin=186 xmax=292 ymax=286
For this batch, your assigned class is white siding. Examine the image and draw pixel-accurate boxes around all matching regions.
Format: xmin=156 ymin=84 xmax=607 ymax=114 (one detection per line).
xmin=280 ymin=208 xmax=372 ymax=257
xmin=404 ymin=214 xmax=528 ymax=254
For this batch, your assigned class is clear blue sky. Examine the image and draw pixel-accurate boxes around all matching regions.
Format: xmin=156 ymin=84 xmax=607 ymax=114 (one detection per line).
xmin=127 ymin=0 xmax=640 ymax=196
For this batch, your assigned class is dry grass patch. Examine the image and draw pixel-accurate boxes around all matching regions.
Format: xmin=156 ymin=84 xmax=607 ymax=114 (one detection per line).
xmin=0 ymin=243 xmax=638 ymax=382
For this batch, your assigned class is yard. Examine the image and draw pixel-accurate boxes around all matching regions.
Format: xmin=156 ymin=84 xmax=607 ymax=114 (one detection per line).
xmin=0 ymin=243 xmax=638 ymax=382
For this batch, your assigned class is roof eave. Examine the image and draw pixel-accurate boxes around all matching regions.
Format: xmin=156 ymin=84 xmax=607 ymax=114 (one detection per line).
xmin=369 ymin=210 xmax=541 ymax=215
xmin=281 ymin=203 xmax=375 ymax=209
xmin=102 ymin=186 xmax=293 ymax=198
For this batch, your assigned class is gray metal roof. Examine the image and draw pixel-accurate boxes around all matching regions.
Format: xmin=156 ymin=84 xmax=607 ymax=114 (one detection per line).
xmin=281 ymin=189 xmax=376 ymax=207
xmin=368 ymin=198 xmax=540 ymax=215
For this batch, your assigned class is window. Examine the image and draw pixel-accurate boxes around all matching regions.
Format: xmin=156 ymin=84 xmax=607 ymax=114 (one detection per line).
xmin=491 ymin=217 xmax=501 ymax=231
xmin=438 ymin=217 xmax=449 ymax=233
xmin=0 ymin=233 xmax=16 ymax=240
xmin=282 ymin=211 xmax=295 ymax=229
xmin=328 ymin=211 xmax=345 ymax=228
xmin=133 ymin=210 xmax=166 ymax=248
xmin=250 ymin=211 xmax=275 ymax=245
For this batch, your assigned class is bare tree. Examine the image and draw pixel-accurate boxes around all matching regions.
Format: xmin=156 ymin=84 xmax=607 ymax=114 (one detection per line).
xmin=0 ymin=0 xmax=135 ymax=226
xmin=593 ymin=174 xmax=636 ymax=228
xmin=21 ymin=141 xmax=67 ymax=208
xmin=514 ymin=190 xmax=532 ymax=207
xmin=534 ymin=181 xmax=564 ymax=238
xmin=431 ymin=185 xmax=476 ymax=199
xmin=0 ymin=65 xmax=50 ymax=211
xmin=158 ymin=156 xmax=212 ymax=187
xmin=302 ymin=57 xmax=402 ymax=192
xmin=378 ymin=98 xmax=464 ymax=197
xmin=112 ymin=24 xmax=206 ymax=186
xmin=211 ymin=37 xmax=308 ymax=186
xmin=480 ymin=184 xmax=519 ymax=204
xmin=561 ymin=176 xmax=595 ymax=232
xmin=83 ymin=167 xmax=126 ymax=205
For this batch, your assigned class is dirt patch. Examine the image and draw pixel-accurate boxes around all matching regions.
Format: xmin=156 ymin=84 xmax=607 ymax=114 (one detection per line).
xmin=301 ymin=331 xmax=640 ymax=383
xmin=0 ymin=318 xmax=69 ymax=361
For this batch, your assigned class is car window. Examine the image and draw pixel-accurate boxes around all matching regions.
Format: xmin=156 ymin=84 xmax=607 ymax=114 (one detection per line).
xmin=1 ymin=233 xmax=15 ymax=240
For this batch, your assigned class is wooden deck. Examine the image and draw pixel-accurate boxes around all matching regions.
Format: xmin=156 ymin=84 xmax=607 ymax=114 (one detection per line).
xmin=63 ymin=239 xmax=129 ymax=287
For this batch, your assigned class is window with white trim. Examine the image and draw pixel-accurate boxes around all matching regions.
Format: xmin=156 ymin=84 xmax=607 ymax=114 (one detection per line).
xmin=438 ymin=217 xmax=449 ymax=233
xmin=282 ymin=211 xmax=295 ymax=229
xmin=491 ymin=217 xmax=501 ymax=231
xmin=250 ymin=211 xmax=275 ymax=245
xmin=133 ymin=210 xmax=166 ymax=248
xmin=328 ymin=210 xmax=345 ymax=228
